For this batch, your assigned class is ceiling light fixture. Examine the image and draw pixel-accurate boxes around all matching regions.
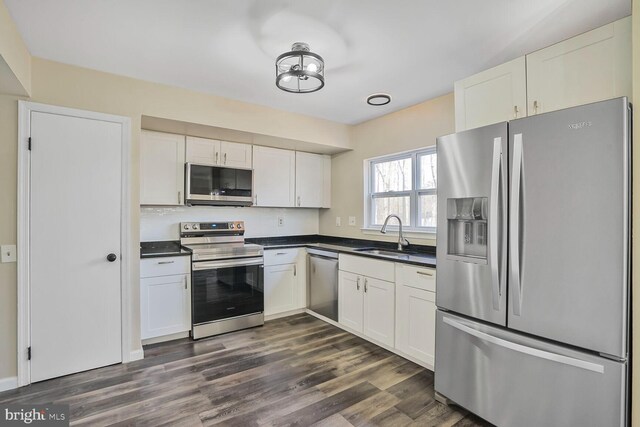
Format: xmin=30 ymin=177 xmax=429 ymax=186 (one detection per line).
xmin=367 ymin=93 xmax=391 ymax=106
xmin=367 ymin=93 xmax=391 ymax=107
xmin=276 ymin=42 xmax=325 ymax=93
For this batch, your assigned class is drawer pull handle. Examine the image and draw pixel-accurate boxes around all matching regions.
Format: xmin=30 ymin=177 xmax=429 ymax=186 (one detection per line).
xmin=157 ymin=261 xmax=175 ymax=265
xmin=276 ymin=252 xmax=287 ymax=255
xmin=417 ymin=271 xmax=433 ymax=277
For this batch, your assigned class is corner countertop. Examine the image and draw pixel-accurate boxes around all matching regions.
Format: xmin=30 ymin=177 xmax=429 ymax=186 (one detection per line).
xmin=246 ymin=235 xmax=436 ymax=268
xmin=140 ymin=240 xmax=191 ymax=259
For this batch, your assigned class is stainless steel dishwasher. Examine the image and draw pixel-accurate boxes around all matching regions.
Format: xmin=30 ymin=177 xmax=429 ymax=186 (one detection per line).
xmin=307 ymin=248 xmax=339 ymax=322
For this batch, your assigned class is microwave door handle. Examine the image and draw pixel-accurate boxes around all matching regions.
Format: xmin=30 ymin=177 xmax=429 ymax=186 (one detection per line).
xmin=489 ymin=137 xmax=502 ymax=311
xmin=510 ymin=133 xmax=524 ymax=316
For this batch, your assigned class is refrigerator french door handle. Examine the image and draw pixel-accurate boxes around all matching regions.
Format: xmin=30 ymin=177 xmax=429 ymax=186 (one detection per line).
xmin=443 ymin=316 xmax=605 ymax=374
xmin=510 ymin=133 xmax=523 ymax=316
xmin=489 ymin=137 xmax=502 ymax=311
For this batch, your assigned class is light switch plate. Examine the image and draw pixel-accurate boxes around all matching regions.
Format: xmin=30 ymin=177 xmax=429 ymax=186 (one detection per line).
xmin=348 ymin=216 xmax=356 ymax=226
xmin=1 ymin=245 xmax=16 ymax=263
xmin=335 ymin=217 xmax=341 ymax=227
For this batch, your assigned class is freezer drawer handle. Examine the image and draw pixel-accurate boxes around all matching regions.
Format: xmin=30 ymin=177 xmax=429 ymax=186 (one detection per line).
xmin=510 ymin=133 xmax=524 ymax=316
xmin=489 ymin=137 xmax=504 ymax=311
xmin=443 ymin=316 xmax=604 ymax=374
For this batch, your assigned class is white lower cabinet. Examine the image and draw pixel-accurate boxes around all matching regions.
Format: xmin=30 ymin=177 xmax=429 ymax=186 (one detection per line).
xmin=140 ymin=256 xmax=191 ymax=340
xmin=338 ymin=255 xmax=395 ymax=347
xmin=264 ymin=248 xmax=305 ymax=316
xmin=362 ymin=277 xmax=395 ymax=347
xmin=264 ymin=264 xmax=297 ymax=316
xmin=338 ymin=271 xmax=364 ymax=332
xmin=395 ymin=264 xmax=437 ymax=368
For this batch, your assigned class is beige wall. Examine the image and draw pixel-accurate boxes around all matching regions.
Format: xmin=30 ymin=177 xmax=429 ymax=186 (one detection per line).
xmin=0 ymin=1 xmax=30 ymax=95
xmin=632 ymin=0 xmax=639 ymax=425
xmin=319 ymin=93 xmax=454 ymax=246
xmin=0 ymin=94 xmax=20 ymax=381
xmin=0 ymin=57 xmax=351 ymax=380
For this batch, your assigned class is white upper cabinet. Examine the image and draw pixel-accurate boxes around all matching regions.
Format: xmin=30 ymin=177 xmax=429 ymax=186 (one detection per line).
xmin=455 ymin=56 xmax=527 ymax=132
xmin=185 ymin=136 xmax=252 ymax=169
xmin=253 ymin=146 xmax=296 ymax=207
xmin=186 ymin=136 xmax=219 ymax=166
xmin=140 ymin=130 xmax=185 ymax=206
xmin=220 ymin=141 xmax=252 ymax=169
xmin=295 ymin=152 xmax=331 ymax=208
xmin=454 ymin=17 xmax=631 ymax=131
xmin=526 ymin=16 xmax=631 ymax=116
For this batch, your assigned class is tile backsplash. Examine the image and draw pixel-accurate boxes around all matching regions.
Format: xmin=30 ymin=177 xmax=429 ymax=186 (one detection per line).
xmin=140 ymin=206 xmax=319 ymax=241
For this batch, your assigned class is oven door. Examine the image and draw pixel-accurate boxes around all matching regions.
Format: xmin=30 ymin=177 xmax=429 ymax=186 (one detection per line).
xmin=192 ymin=257 xmax=264 ymax=326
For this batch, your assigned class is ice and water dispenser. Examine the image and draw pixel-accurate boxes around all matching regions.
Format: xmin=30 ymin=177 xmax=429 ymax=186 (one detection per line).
xmin=447 ymin=197 xmax=488 ymax=262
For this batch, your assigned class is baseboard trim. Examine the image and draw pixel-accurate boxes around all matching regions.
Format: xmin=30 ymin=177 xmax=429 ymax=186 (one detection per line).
xmin=0 ymin=376 xmax=18 ymax=392
xmin=128 ymin=349 xmax=144 ymax=362
xmin=265 ymin=308 xmax=305 ymax=321
xmin=142 ymin=331 xmax=189 ymax=346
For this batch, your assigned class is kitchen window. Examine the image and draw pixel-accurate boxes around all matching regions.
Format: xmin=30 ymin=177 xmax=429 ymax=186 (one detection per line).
xmin=365 ymin=147 xmax=437 ymax=233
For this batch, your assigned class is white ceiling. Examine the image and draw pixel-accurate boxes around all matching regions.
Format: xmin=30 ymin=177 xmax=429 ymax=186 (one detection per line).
xmin=5 ymin=0 xmax=631 ymax=124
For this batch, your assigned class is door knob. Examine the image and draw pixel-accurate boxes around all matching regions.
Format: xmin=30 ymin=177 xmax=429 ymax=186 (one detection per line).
xmin=107 ymin=253 xmax=117 ymax=262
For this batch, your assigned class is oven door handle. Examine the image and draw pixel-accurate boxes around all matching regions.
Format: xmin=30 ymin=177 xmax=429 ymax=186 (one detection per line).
xmin=193 ymin=257 xmax=264 ymax=271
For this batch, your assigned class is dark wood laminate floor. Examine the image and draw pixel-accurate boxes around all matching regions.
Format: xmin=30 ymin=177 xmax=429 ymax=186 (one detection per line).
xmin=0 ymin=314 xmax=491 ymax=426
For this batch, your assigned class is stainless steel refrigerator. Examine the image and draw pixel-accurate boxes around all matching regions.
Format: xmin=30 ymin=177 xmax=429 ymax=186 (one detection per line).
xmin=435 ymin=97 xmax=630 ymax=427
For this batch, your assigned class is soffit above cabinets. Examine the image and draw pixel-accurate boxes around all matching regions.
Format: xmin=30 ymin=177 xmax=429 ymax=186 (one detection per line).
xmin=141 ymin=116 xmax=350 ymax=155
xmin=5 ymin=0 xmax=630 ymax=124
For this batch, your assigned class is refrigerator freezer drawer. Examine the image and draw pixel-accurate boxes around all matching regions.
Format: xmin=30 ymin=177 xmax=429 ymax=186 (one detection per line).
xmin=435 ymin=311 xmax=627 ymax=427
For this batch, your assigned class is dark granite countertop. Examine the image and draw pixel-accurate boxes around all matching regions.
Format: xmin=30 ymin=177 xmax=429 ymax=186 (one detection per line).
xmin=140 ymin=240 xmax=191 ymax=259
xmin=246 ymin=235 xmax=436 ymax=268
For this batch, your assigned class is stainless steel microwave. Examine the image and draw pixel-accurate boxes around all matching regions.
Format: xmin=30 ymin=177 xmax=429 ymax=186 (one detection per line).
xmin=185 ymin=163 xmax=253 ymax=206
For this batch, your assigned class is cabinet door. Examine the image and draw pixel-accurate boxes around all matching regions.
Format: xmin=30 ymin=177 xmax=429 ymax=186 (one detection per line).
xmin=454 ymin=56 xmax=526 ymax=132
xmin=396 ymin=285 xmax=436 ymax=367
xmin=140 ymin=130 xmax=185 ymax=205
xmin=186 ymin=136 xmax=220 ymax=166
xmin=526 ymin=16 xmax=631 ymax=116
xmin=264 ymin=264 xmax=297 ymax=316
xmin=253 ymin=146 xmax=295 ymax=207
xmin=363 ymin=277 xmax=395 ymax=347
xmin=140 ymin=274 xmax=191 ymax=339
xmin=338 ymin=271 xmax=363 ymax=332
xmin=295 ymin=152 xmax=326 ymax=208
xmin=221 ymin=141 xmax=252 ymax=169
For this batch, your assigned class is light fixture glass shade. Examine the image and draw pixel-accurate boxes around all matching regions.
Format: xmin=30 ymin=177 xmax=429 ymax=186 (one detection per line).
xmin=276 ymin=42 xmax=325 ymax=93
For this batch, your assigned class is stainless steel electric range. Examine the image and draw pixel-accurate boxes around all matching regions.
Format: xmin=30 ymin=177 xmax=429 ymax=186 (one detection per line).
xmin=180 ymin=221 xmax=264 ymax=339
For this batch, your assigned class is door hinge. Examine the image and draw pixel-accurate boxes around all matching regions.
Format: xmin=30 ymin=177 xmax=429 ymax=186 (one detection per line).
xmin=27 ymin=346 xmax=31 ymax=360
xmin=28 ymin=137 xmax=31 ymax=151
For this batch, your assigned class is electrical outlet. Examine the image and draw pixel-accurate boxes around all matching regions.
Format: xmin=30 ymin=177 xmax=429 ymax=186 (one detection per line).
xmin=335 ymin=217 xmax=341 ymax=227
xmin=348 ymin=216 xmax=356 ymax=226
xmin=277 ymin=216 xmax=285 ymax=227
xmin=1 ymin=245 xmax=16 ymax=263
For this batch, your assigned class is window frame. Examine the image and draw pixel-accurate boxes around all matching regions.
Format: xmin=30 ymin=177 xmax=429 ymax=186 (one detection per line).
xmin=365 ymin=146 xmax=437 ymax=234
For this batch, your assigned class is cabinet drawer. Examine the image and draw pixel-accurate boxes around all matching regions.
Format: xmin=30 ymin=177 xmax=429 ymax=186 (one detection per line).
xmin=264 ymin=248 xmax=300 ymax=266
xmin=339 ymin=254 xmax=394 ymax=282
xmin=396 ymin=264 xmax=436 ymax=292
xmin=141 ymin=256 xmax=191 ymax=278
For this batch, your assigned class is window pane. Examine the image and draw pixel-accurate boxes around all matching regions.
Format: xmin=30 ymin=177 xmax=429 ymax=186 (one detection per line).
xmin=373 ymin=158 xmax=412 ymax=192
xmin=419 ymin=153 xmax=437 ymax=189
xmin=419 ymin=194 xmax=437 ymax=227
xmin=373 ymin=196 xmax=410 ymax=225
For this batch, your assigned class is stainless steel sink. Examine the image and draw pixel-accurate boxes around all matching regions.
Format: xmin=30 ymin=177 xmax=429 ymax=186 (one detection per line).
xmin=353 ymin=248 xmax=411 ymax=259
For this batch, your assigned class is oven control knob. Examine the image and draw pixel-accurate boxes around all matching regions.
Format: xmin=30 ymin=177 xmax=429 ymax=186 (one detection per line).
xmin=237 ymin=223 xmax=242 ymax=229
xmin=193 ymin=224 xmax=199 ymax=230
xmin=229 ymin=223 xmax=235 ymax=229
xmin=183 ymin=224 xmax=191 ymax=230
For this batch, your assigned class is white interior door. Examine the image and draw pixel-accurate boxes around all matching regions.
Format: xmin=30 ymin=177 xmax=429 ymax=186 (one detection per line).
xmin=30 ymin=111 xmax=123 ymax=382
